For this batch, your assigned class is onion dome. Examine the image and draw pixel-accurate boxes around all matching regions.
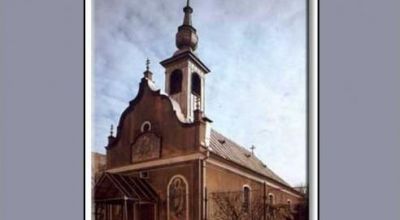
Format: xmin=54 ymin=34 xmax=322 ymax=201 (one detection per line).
xmin=175 ymin=0 xmax=198 ymax=52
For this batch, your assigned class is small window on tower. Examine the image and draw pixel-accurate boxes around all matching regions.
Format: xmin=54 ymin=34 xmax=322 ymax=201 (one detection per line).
xmin=170 ymin=70 xmax=183 ymax=94
xmin=191 ymin=73 xmax=201 ymax=96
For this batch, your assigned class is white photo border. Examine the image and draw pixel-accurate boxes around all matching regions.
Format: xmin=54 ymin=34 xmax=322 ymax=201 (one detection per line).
xmin=84 ymin=0 xmax=319 ymax=219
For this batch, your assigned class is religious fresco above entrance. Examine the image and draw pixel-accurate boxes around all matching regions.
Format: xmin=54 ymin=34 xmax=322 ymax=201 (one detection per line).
xmin=131 ymin=133 xmax=161 ymax=163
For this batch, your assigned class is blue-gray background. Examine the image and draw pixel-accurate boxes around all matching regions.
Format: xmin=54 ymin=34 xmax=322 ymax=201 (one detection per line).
xmin=0 ymin=0 xmax=83 ymax=219
xmin=1 ymin=0 xmax=400 ymax=220
xmin=320 ymin=0 xmax=400 ymax=219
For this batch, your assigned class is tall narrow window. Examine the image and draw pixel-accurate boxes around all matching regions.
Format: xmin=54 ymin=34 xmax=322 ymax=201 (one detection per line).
xmin=191 ymin=72 xmax=201 ymax=96
xmin=170 ymin=70 xmax=183 ymax=94
xmin=243 ymin=186 xmax=251 ymax=213
xmin=268 ymin=193 xmax=275 ymax=205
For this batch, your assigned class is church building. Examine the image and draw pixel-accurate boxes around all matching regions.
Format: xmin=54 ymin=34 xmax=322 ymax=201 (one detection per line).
xmin=93 ymin=1 xmax=306 ymax=220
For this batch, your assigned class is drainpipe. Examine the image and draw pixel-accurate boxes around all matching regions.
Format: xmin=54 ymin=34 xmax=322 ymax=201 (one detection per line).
xmin=202 ymin=150 xmax=209 ymax=220
xmin=263 ymin=182 xmax=267 ymax=220
xmin=194 ymin=108 xmax=211 ymax=220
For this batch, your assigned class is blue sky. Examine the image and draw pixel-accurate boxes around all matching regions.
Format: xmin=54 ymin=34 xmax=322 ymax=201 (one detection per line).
xmin=94 ymin=0 xmax=306 ymax=186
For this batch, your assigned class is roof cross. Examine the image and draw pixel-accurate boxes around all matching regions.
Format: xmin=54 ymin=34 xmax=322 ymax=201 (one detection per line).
xmin=250 ymin=145 xmax=256 ymax=155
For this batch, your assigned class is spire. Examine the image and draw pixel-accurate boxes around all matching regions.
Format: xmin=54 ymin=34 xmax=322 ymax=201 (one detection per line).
xmin=175 ymin=0 xmax=198 ymax=52
xmin=183 ymin=0 xmax=193 ymax=26
xmin=109 ymin=124 xmax=114 ymax=136
xmin=146 ymin=58 xmax=150 ymax=71
xmin=107 ymin=124 xmax=116 ymax=146
xmin=160 ymin=0 xmax=211 ymax=121
xmin=143 ymin=58 xmax=153 ymax=80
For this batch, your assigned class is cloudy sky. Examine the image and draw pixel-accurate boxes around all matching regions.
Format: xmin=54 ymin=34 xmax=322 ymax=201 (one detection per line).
xmin=94 ymin=0 xmax=306 ymax=186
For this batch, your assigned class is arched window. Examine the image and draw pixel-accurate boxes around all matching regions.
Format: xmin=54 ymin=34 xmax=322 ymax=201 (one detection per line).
xmin=191 ymin=72 xmax=201 ymax=96
xmin=268 ymin=193 xmax=275 ymax=205
xmin=167 ymin=175 xmax=189 ymax=220
xmin=243 ymin=185 xmax=251 ymax=213
xmin=170 ymin=70 xmax=183 ymax=94
xmin=287 ymin=199 xmax=292 ymax=210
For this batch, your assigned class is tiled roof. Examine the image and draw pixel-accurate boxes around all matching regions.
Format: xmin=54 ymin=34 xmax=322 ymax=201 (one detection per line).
xmin=209 ymin=129 xmax=290 ymax=187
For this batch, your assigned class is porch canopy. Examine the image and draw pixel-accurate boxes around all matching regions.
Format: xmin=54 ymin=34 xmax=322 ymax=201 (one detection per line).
xmin=94 ymin=172 xmax=158 ymax=203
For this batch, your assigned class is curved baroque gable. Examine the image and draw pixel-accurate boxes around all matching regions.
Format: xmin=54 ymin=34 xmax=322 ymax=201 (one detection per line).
xmin=107 ymin=78 xmax=196 ymax=149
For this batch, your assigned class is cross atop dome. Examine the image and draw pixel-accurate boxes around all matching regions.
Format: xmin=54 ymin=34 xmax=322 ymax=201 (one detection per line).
xmin=175 ymin=0 xmax=198 ymax=52
xmin=183 ymin=0 xmax=193 ymax=25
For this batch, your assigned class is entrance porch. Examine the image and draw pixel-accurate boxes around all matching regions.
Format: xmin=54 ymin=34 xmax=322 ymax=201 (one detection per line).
xmin=94 ymin=173 xmax=159 ymax=220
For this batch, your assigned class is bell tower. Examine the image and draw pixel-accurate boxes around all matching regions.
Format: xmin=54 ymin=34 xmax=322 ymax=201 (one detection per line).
xmin=160 ymin=0 xmax=210 ymax=121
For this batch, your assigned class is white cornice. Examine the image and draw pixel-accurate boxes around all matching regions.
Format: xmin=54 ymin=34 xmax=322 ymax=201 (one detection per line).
xmin=105 ymin=152 xmax=302 ymax=198
xmin=106 ymin=153 xmax=205 ymax=173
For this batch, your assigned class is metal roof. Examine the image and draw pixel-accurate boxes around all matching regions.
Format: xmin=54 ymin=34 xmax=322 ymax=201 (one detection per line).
xmin=209 ymin=129 xmax=291 ymax=187
xmin=94 ymin=172 xmax=158 ymax=203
